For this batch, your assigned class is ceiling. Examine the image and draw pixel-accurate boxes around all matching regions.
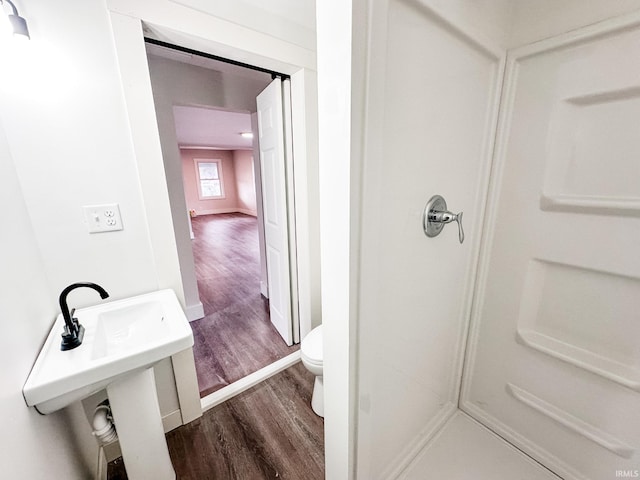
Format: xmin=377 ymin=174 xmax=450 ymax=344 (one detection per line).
xmin=173 ymin=106 xmax=253 ymax=150
xmin=146 ymin=42 xmax=270 ymax=150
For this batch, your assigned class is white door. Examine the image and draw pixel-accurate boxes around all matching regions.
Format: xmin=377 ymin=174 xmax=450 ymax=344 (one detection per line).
xmin=462 ymin=20 xmax=640 ymax=480
xmin=256 ymin=78 xmax=294 ymax=346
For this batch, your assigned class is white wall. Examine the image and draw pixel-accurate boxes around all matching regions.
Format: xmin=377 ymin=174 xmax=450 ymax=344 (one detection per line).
xmin=418 ymin=0 xmax=513 ymax=48
xmin=1 ymin=0 xmax=159 ymax=308
xmin=148 ymin=54 xmax=272 ymax=113
xmin=0 ymin=0 xmax=190 ymax=460
xmin=158 ymin=0 xmax=316 ymax=51
xmin=0 ymin=122 xmax=97 ymax=479
xmin=316 ymin=1 xmax=359 ymax=478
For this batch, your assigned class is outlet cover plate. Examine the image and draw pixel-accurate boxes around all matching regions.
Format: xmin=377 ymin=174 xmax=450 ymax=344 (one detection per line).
xmin=83 ymin=204 xmax=123 ymax=233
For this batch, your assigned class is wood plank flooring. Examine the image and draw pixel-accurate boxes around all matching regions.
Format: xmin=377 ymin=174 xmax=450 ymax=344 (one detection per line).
xmin=108 ymin=362 xmax=324 ymax=480
xmin=190 ymin=213 xmax=299 ymax=397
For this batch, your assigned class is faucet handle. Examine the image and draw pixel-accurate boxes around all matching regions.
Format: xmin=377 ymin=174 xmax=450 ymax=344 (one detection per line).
xmin=455 ymin=211 xmax=464 ymax=244
xmin=62 ymin=309 xmax=78 ymax=336
xmin=423 ymin=195 xmax=465 ymax=244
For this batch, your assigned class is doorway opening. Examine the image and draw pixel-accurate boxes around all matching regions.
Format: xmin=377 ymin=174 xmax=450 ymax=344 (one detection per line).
xmin=145 ymin=41 xmax=301 ymax=399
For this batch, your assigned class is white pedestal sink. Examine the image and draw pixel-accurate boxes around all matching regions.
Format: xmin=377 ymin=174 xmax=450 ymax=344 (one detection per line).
xmin=23 ymin=289 xmax=194 ymax=480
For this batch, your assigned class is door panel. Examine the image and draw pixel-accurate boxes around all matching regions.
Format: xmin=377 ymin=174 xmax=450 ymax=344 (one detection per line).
xmin=281 ymin=78 xmax=300 ymax=344
xmin=463 ymin=18 xmax=640 ymax=480
xmin=256 ymin=79 xmax=294 ymax=346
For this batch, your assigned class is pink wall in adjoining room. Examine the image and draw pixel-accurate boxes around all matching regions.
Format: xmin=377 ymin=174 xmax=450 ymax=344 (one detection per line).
xmin=181 ymin=149 xmax=239 ymax=214
xmin=233 ymin=150 xmax=257 ymax=216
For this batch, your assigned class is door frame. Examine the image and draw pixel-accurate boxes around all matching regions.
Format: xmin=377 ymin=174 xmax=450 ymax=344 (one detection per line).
xmin=106 ymin=3 xmax=319 ymax=427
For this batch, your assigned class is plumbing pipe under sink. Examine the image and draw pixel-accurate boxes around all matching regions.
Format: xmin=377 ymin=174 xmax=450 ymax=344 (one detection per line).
xmin=93 ymin=402 xmax=118 ymax=445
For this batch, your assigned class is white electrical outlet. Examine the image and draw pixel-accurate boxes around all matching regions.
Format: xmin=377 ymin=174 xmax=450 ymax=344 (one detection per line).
xmin=83 ymin=204 xmax=123 ymax=233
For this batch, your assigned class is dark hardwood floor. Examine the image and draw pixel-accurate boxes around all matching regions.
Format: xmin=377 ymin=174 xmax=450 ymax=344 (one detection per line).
xmin=190 ymin=213 xmax=299 ymax=397
xmin=108 ymin=362 xmax=324 ymax=480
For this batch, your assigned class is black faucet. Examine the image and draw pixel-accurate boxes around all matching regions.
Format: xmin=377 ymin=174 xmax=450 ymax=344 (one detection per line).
xmin=59 ymin=282 xmax=109 ymax=351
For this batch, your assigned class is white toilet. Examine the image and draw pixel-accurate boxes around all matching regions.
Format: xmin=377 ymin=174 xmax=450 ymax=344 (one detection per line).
xmin=301 ymin=325 xmax=323 ymax=417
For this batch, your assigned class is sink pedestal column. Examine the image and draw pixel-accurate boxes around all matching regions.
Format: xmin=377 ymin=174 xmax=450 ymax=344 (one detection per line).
xmin=107 ymin=368 xmax=175 ymax=480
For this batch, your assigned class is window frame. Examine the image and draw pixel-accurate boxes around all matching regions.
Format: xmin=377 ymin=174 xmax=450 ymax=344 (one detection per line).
xmin=194 ymin=158 xmax=225 ymax=200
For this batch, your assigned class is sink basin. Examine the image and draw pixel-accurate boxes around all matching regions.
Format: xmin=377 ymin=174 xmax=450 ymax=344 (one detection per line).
xmin=23 ymin=288 xmax=193 ymax=479
xmin=23 ymin=289 xmax=193 ymax=414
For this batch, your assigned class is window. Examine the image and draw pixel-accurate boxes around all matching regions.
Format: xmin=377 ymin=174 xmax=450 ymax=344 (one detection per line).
xmin=195 ymin=159 xmax=224 ymax=199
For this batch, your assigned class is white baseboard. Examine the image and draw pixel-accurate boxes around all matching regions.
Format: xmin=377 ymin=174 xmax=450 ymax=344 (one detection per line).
xmin=185 ymin=301 xmax=205 ymax=321
xmin=260 ymin=281 xmax=269 ymax=298
xmin=162 ymin=408 xmax=184 ymax=432
xmin=102 ymin=409 xmax=183 ymax=463
xmin=201 ymin=351 xmax=301 ymax=413
xmin=192 ymin=208 xmax=237 ymax=216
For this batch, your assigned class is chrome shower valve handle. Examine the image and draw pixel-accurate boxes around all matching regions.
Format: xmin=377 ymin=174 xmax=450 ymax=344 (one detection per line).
xmin=423 ymin=195 xmax=464 ymax=244
xmin=429 ymin=210 xmax=464 ymax=243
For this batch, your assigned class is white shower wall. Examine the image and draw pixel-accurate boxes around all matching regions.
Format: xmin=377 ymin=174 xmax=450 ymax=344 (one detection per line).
xmin=354 ymin=1 xmax=504 ymax=477
xmin=462 ymin=12 xmax=640 ymax=480
xmin=349 ymin=0 xmax=640 ymax=478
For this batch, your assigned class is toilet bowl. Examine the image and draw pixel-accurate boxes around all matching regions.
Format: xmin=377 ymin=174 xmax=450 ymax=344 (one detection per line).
xmin=301 ymin=325 xmax=323 ymax=417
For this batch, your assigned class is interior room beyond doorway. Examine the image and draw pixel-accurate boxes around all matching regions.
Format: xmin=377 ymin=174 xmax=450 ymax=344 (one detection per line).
xmin=145 ymin=42 xmax=301 ymax=398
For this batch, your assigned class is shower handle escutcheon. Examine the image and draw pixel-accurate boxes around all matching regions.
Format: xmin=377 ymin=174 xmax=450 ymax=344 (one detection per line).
xmin=423 ymin=195 xmax=464 ymax=244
